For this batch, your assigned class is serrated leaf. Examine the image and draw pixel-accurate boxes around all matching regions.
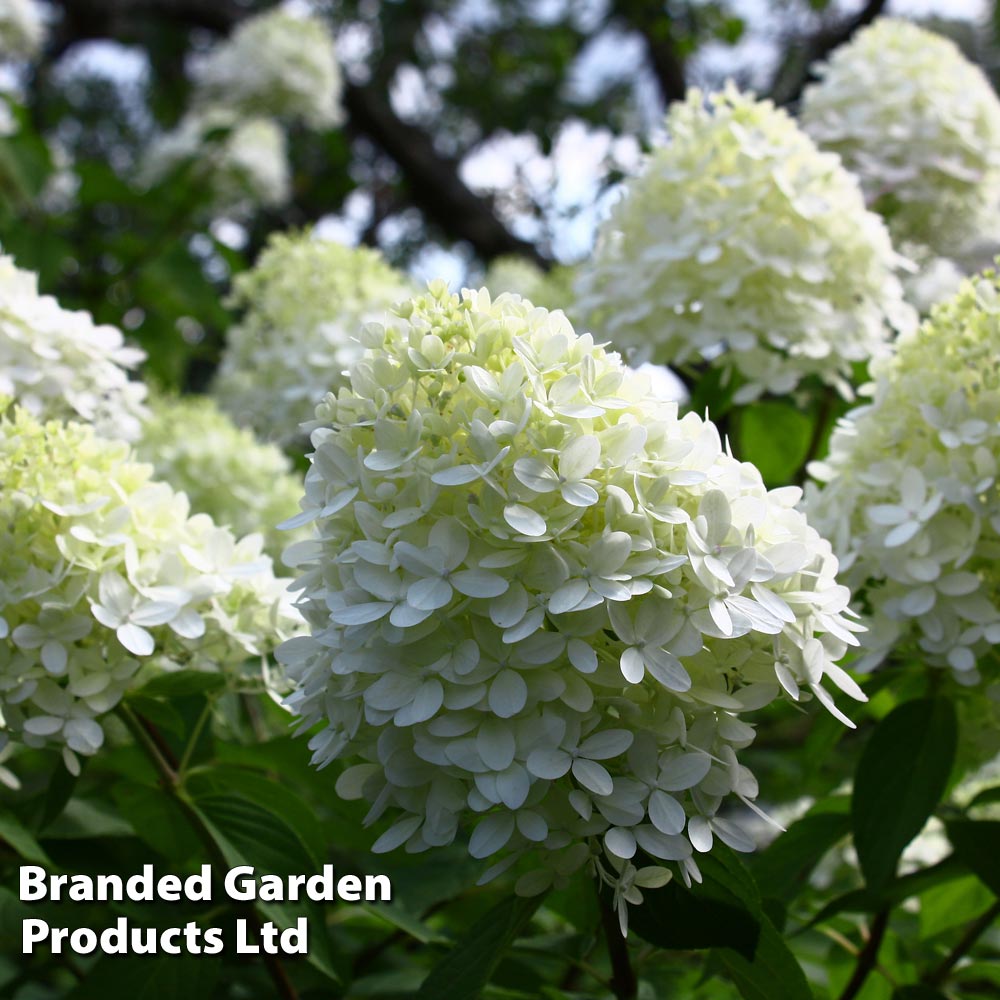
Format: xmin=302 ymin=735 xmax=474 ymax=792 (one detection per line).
xmin=852 ymin=697 xmax=957 ymax=890
xmin=189 ymin=792 xmax=341 ymax=984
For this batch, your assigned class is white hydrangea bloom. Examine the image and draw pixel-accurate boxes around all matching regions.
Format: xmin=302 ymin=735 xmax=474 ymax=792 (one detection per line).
xmin=807 ymin=271 xmax=1000 ymax=682
xmin=279 ymin=283 xmax=865 ymax=926
xmin=0 ymin=254 xmax=147 ymax=440
xmin=214 ymin=231 xmax=413 ymax=447
xmin=0 ymin=0 xmax=44 ymax=60
xmin=135 ymin=392 xmax=306 ymax=565
xmin=0 ymin=406 xmax=301 ymax=773
xmin=904 ymin=257 xmax=964 ymax=316
xmin=143 ymin=108 xmax=290 ymax=214
xmin=801 ymin=19 xmax=1000 ymax=258
xmin=192 ymin=8 xmax=342 ymax=129
xmin=576 ymin=87 xmax=913 ymax=404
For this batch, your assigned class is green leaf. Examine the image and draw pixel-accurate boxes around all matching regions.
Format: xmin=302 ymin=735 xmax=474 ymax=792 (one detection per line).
xmin=188 ymin=792 xmax=341 ymax=984
xmin=852 ymin=697 xmax=957 ymax=890
xmin=627 ymin=852 xmax=760 ymax=957
xmin=752 ymin=799 xmax=851 ymax=903
xmin=125 ymin=695 xmax=186 ymax=737
xmin=919 ymin=875 xmax=995 ymax=939
xmin=135 ymin=670 xmax=226 ymax=698
xmin=67 ymin=953 xmax=220 ymax=1000
xmin=736 ymin=400 xmax=814 ymax=485
xmin=946 ymin=820 xmax=1000 ymax=896
xmin=416 ymin=894 xmax=544 ymax=1000
xmin=806 ymin=856 xmax=967 ymax=928
xmin=111 ymin=782 xmax=202 ymax=862
xmin=967 ymin=785 xmax=1000 ymax=810
xmin=715 ymin=915 xmax=813 ymax=1000
xmin=183 ymin=766 xmax=325 ymax=869
xmin=0 ymin=811 xmax=53 ymax=866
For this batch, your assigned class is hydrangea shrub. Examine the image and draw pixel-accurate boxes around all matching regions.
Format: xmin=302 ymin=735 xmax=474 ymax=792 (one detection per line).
xmin=801 ymin=19 xmax=1000 ymax=259
xmin=0 ymin=253 xmax=147 ymax=440
xmin=807 ymin=270 xmax=1000 ymax=682
xmin=576 ymin=87 xmax=913 ymax=403
xmin=214 ymin=232 xmax=413 ymax=446
xmin=0 ymin=405 xmax=301 ymax=773
xmin=191 ymin=8 xmax=342 ymax=129
xmin=135 ymin=392 xmax=306 ymax=564
xmin=279 ymin=283 xmax=865 ymax=930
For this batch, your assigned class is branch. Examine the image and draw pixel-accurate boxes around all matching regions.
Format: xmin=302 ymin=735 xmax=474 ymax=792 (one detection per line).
xmin=838 ymin=909 xmax=890 ymax=1000
xmin=342 ymin=83 xmax=549 ymax=266
xmin=597 ymin=892 xmax=637 ymax=1000
xmin=611 ymin=1 xmax=686 ymax=106
xmin=47 ymin=0 xmax=549 ymax=266
xmin=925 ymin=899 xmax=1000 ymax=988
xmin=768 ymin=0 xmax=887 ymax=107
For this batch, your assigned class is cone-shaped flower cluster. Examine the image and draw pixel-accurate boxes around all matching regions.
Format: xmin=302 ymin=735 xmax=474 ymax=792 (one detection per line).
xmin=0 ymin=253 xmax=147 ymax=440
xmin=807 ymin=270 xmax=1000 ymax=682
xmin=143 ymin=109 xmax=290 ymax=214
xmin=214 ymin=232 xmax=413 ymax=446
xmin=136 ymin=393 xmax=305 ymax=564
xmin=192 ymin=8 xmax=342 ymax=129
xmin=0 ymin=0 xmax=44 ymax=60
xmin=801 ymin=19 xmax=1000 ymax=259
xmin=279 ymin=283 xmax=865 ymax=924
xmin=576 ymin=87 xmax=913 ymax=404
xmin=0 ymin=405 xmax=301 ymax=772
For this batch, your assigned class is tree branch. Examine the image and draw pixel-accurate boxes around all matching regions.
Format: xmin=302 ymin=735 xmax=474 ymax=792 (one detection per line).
xmin=768 ymin=0 xmax=887 ymax=107
xmin=343 ymin=83 xmax=548 ymax=266
xmin=47 ymin=0 xmax=549 ymax=266
xmin=611 ymin=1 xmax=686 ymax=107
xmin=925 ymin=899 xmax=1000 ymax=988
xmin=838 ymin=909 xmax=890 ymax=1000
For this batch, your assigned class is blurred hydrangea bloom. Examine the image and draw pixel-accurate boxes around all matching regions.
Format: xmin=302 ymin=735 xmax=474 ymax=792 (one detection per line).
xmin=0 ymin=253 xmax=147 ymax=440
xmin=214 ymin=231 xmax=413 ymax=447
xmin=904 ymin=257 xmax=964 ymax=316
xmin=807 ymin=271 xmax=1000 ymax=682
xmin=143 ymin=109 xmax=290 ymax=214
xmin=0 ymin=0 xmax=44 ymax=60
xmin=279 ymin=283 xmax=864 ymax=930
xmin=191 ymin=8 xmax=342 ymax=129
xmin=0 ymin=406 xmax=301 ymax=773
xmin=801 ymin=19 xmax=1000 ymax=259
xmin=484 ymin=257 xmax=578 ymax=317
xmin=576 ymin=87 xmax=912 ymax=404
xmin=136 ymin=392 xmax=306 ymax=565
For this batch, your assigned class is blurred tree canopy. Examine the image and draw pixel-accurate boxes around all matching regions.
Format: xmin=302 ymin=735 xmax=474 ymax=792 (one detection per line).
xmin=6 ymin=0 xmax=996 ymax=391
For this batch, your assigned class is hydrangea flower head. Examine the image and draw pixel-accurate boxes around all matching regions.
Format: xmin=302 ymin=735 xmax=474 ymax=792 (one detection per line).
xmin=214 ymin=231 xmax=413 ymax=446
xmin=575 ymin=86 xmax=913 ymax=403
xmin=143 ymin=109 xmax=290 ymax=214
xmin=136 ymin=392 xmax=306 ymax=564
xmin=807 ymin=270 xmax=1000 ymax=682
xmin=280 ymin=282 xmax=865 ymax=927
xmin=0 ymin=0 xmax=44 ymax=60
xmin=0 ymin=405 xmax=301 ymax=773
xmin=0 ymin=253 xmax=147 ymax=440
xmin=801 ymin=19 xmax=1000 ymax=258
xmin=192 ymin=8 xmax=342 ymax=129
